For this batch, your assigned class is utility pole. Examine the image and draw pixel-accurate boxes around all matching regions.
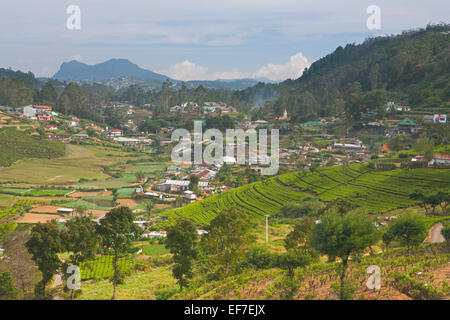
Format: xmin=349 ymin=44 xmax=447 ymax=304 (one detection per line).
xmin=265 ymin=214 xmax=269 ymax=244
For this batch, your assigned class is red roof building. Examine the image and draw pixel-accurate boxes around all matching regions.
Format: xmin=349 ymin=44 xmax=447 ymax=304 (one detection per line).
xmin=37 ymin=114 xmax=53 ymax=121
xmin=33 ymin=105 xmax=52 ymax=111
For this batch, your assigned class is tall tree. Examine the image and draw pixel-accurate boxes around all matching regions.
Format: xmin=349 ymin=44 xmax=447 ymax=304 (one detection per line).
xmin=25 ymin=220 xmax=63 ymax=298
xmin=201 ymin=208 xmax=255 ymax=277
xmin=61 ymin=217 xmax=100 ymax=299
xmin=2 ymin=230 xmax=39 ymax=297
xmin=165 ymin=219 xmax=198 ymax=290
xmin=387 ymin=213 xmax=427 ymax=255
xmin=97 ymin=206 xmax=141 ymax=300
xmin=311 ymin=210 xmax=378 ymax=300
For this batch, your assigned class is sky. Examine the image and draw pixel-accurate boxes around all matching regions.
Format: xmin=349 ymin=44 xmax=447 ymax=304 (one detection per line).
xmin=0 ymin=0 xmax=448 ymax=81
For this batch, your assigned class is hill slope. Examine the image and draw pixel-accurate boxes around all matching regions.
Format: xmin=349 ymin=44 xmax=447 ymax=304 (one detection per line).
xmin=167 ymin=164 xmax=450 ymax=223
xmin=0 ymin=128 xmax=65 ymax=167
xmin=249 ymin=24 xmax=450 ymax=120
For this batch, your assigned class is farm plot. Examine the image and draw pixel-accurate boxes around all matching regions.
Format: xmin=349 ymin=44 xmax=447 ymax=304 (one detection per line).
xmin=80 ymin=256 xmax=135 ymax=280
xmin=169 ymin=178 xmax=310 ymax=223
xmin=170 ymin=164 xmax=450 ymax=222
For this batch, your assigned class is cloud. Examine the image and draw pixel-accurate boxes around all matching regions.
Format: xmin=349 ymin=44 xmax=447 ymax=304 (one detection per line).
xmin=68 ymin=53 xmax=82 ymax=62
xmin=160 ymin=52 xmax=310 ymax=81
xmin=160 ymin=60 xmax=209 ymax=81
xmin=253 ymin=52 xmax=309 ymax=81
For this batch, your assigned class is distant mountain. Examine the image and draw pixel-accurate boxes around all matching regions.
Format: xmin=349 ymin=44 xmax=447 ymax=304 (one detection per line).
xmin=53 ymin=59 xmax=170 ymax=82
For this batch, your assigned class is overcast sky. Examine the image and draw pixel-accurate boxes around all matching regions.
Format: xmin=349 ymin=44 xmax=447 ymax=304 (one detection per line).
xmin=1 ymin=0 xmax=448 ymax=80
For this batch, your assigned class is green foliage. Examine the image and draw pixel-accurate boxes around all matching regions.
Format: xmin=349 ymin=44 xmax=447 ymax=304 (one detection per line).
xmin=201 ymin=208 xmax=256 ymax=278
xmin=0 ymin=127 xmax=65 ymax=166
xmin=311 ymin=210 xmax=378 ymax=300
xmin=166 ymin=219 xmax=198 ymax=290
xmin=170 ymin=164 xmax=450 ymax=223
xmin=97 ymin=206 xmax=142 ymax=299
xmin=0 ymin=271 xmax=18 ymax=300
xmin=25 ymin=220 xmax=63 ymax=297
xmin=386 ymin=213 xmax=427 ymax=254
xmin=79 ymin=256 xmax=134 ymax=280
xmin=393 ymin=272 xmax=443 ymax=300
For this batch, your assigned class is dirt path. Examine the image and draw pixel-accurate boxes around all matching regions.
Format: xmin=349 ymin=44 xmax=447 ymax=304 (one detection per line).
xmin=425 ymin=223 xmax=445 ymax=243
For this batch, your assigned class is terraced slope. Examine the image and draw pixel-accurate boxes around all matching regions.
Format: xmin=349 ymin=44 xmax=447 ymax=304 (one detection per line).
xmin=168 ymin=164 xmax=450 ymax=223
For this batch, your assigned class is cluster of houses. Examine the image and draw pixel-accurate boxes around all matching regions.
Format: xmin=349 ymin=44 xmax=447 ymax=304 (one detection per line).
xmin=170 ymin=101 xmax=237 ymax=115
xmin=4 ymin=104 xmax=57 ymax=121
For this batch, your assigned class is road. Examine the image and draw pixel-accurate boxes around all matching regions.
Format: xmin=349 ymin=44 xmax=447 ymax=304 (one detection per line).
xmin=425 ymin=223 xmax=445 ymax=243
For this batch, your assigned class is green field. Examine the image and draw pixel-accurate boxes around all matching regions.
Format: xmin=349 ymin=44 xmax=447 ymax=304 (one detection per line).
xmin=168 ymin=164 xmax=450 ymax=223
xmin=0 ymin=187 xmax=71 ymax=197
xmin=80 ymin=256 xmax=135 ymax=280
xmin=0 ymin=144 xmax=145 ymax=183
xmin=0 ymin=127 xmax=65 ymax=167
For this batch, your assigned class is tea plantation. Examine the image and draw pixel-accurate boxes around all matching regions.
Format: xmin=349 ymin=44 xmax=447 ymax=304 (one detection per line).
xmin=168 ymin=164 xmax=450 ymax=223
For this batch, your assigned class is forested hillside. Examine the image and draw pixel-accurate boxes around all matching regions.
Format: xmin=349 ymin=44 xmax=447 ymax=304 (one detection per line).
xmin=253 ymin=24 xmax=450 ymax=121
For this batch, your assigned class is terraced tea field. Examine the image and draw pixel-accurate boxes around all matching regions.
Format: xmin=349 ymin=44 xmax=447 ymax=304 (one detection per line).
xmin=169 ymin=164 xmax=450 ymax=222
xmin=80 ymin=256 xmax=135 ymax=280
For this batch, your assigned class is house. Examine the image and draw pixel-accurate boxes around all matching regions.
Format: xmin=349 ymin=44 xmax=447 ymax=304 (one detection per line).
xmin=194 ymin=169 xmax=217 ymax=180
xmin=46 ymin=134 xmax=70 ymax=142
xmin=57 ymin=208 xmax=73 ymax=215
xmin=23 ymin=105 xmax=36 ymax=118
xmin=45 ymin=124 xmax=57 ymax=131
xmin=37 ymin=114 xmax=53 ymax=121
xmin=33 ymin=105 xmax=52 ymax=111
xmin=106 ymin=129 xmax=123 ymax=137
xmin=394 ymin=118 xmax=422 ymax=134
xmin=222 ymin=156 xmax=237 ymax=165
xmin=154 ymin=180 xmax=209 ymax=193
xmin=74 ymin=133 xmax=89 ymax=140
xmin=429 ymin=154 xmax=450 ymax=166
xmin=183 ymin=190 xmax=197 ymax=203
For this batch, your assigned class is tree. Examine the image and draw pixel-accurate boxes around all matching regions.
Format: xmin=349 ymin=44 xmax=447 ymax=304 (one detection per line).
xmin=165 ymin=219 xmax=198 ymax=290
xmin=98 ymin=206 xmax=142 ymax=300
xmin=135 ymin=171 xmax=146 ymax=182
xmin=25 ymin=220 xmax=63 ymax=298
xmin=284 ymin=216 xmax=315 ymax=252
xmin=0 ymin=223 xmax=16 ymax=242
xmin=382 ymin=228 xmax=395 ymax=252
xmin=2 ymin=230 xmax=39 ymax=297
xmin=275 ymin=250 xmax=311 ymax=299
xmin=201 ymin=208 xmax=255 ymax=277
xmin=436 ymin=190 xmax=450 ymax=215
xmin=311 ymin=210 xmax=378 ymax=300
xmin=441 ymin=222 xmax=450 ymax=251
xmin=189 ymin=175 xmax=199 ymax=191
xmin=61 ymin=217 xmax=100 ymax=299
xmin=144 ymin=200 xmax=154 ymax=218
xmin=387 ymin=213 xmax=427 ymax=255
xmin=0 ymin=271 xmax=18 ymax=300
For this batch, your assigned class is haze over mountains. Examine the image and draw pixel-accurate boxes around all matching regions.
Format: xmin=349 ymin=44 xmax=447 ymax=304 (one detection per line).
xmin=53 ymin=58 xmax=272 ymax=90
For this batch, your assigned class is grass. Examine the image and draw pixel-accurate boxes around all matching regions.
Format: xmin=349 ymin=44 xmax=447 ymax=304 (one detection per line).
xmin=0 ymin=144 xmax=145 ymax=183
xmin=0 ymin=127 xmax=65 ymax=167
xmin=77 ymin=266 xmax=177 ymax=300
xmin=136 ymin=243 xmax=170 ymax=257
xmin=79 ymin=256 xmax=135 ymax=280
